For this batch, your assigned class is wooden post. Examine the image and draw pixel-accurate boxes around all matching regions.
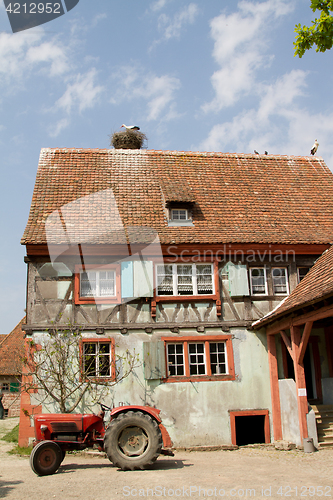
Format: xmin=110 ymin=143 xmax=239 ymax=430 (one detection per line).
xmin=290 ymin=325 xmax=308 ymax=441
xmin=267 ymin=333 xmax=282 ymax=441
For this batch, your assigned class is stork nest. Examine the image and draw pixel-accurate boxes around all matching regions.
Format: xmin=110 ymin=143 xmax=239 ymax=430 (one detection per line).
xmin=111 ymin=130 xmax=147 ymax=150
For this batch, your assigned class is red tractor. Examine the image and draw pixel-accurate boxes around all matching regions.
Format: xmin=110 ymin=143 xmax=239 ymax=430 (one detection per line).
xmin=29 ymin=403 xmax=173 ymax=475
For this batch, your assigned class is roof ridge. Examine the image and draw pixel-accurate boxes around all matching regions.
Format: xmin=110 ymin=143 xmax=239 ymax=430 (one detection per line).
xmin=38 ymin=147 xmax=324 ymax=160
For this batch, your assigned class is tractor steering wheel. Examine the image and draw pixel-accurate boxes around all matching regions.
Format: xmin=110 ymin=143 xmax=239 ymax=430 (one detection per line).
xmin=99 ymin=402 xmax=112 ymax=413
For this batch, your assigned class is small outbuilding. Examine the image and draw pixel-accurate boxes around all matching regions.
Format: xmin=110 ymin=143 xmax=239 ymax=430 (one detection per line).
xmin=253 ymin=247 xmax=333 ymax=448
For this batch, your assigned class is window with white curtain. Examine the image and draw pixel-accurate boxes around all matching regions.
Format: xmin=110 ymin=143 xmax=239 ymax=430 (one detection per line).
xmin=80 ymin=270 xmax=116 ymax=298
xmin=156 ymin=263 xmax=214 ymax=296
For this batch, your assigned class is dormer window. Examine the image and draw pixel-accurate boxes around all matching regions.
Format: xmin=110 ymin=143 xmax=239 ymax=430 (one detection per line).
xmin=167 ymin=205 xmax=194 ymax=226
xmin=171 ymin=209 xmax=189 ymax=221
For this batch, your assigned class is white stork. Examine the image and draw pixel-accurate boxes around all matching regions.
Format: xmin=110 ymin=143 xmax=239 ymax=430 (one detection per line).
xmin=121 ymin=124 xmax=140 ymax=131
xmin=310 ymin=139 xmax=319 ymax=155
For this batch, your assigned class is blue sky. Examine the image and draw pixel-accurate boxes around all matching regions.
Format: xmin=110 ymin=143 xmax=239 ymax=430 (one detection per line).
xmin=0 ymin=0 xmax=332 ymax=333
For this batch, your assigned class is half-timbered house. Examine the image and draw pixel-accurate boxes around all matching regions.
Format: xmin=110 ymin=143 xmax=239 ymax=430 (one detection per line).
xmin=19 ymin=148 xmax=333 ymax=447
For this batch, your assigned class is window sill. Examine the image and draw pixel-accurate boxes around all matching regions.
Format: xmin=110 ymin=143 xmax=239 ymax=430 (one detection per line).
xmin=162 ymin=374 xmax=235 ymax=383
xmin=75 ymin=297 xmax=120 ymax=305
xmin=250 ymin=294 xmax=289 ymax=300
xmin=85 ymin=377 xmax=115 ymax=383
xmin=155 ymin=294 xmax=218 ymax=302
xmin=167 ymin=220 xmax=194 ymax=227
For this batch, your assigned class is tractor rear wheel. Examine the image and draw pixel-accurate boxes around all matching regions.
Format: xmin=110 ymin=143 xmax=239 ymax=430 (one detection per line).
xmin=104 ymin=411 xmax=162 ymax=470
xmin=30 ymin=441 xmax=62 ymax=476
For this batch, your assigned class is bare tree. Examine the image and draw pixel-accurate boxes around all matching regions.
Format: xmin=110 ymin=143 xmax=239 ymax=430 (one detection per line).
xmin=22 ymin=326 xmax=140 ymax=413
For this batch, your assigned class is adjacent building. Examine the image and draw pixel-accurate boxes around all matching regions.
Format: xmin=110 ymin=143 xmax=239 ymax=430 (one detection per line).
xmin=0 ymin=318 xmax=25 ymax=417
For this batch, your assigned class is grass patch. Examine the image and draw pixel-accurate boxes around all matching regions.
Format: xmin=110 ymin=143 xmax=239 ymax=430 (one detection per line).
xmin=2 ymin=424 xmax=19 ymax=443
xmin=8 ymin=445 xmax=32 ymax=456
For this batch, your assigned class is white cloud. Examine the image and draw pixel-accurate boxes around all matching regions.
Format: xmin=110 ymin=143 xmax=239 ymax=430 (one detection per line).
xmin=47 ymin=69 xmax=104 ymax=136
xmin=199 ymin=69 xmax=330 ymax=163
xmin=55 ymin=68 xmax=104 ymax=115
xmin=203 ymin=0 xmax=294 ymax=112
xmin=110 ymin=65 xmax=181 ymax=122
xmin=0 ymin=30 xmax=71 ymax=91
xmin=48 ymin=118 xmax=70 ymax=138
xmin=26 ymin=41 xmax=70 ymax=76
xmin=150 ymin=0 xmax=170 ymax=12
xmin=157 ymin=4 xmax=199 ymax=41
xmin=0 ymin=31 xmax=43 ymax=82
xmin=257 ymin=70 xmax=308 ymax=122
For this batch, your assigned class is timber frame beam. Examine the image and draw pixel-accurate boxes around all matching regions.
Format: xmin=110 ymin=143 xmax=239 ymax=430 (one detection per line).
xmin=268 ymin=319 xmax=314 ymax=443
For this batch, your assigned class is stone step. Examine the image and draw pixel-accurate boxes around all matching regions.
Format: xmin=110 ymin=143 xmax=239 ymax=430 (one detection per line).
xmin=312 ymin=405 xmax=333 ymax=412
xmin=317 ymin=422 xmax=333 ymax=429
xmin=316 ymin=418 xmax=333 ymax=426
xmin=318 ymin=440 xmax=333 ymax=448
xmin=318 ymin=431 xmax=333 ymax=439
xmin=312 ymin=405 xmax=333 ymax=448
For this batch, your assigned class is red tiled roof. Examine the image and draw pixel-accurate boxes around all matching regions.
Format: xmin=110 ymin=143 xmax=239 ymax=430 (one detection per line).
xmin=252 ymin=246 xmax=333 ymax=328
xmin=21 ymin=149 xmax=333 ymax=246
xmin=0 ymin=317 xmax=25 ymax=376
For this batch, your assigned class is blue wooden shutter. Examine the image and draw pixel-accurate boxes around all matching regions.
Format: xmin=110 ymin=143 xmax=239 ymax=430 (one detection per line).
xmin=143 ymin=341 xmax=166 ymax=379
xmin=121 ymin=261 xmax=134 ymax=299
xmin=227 ymin=262 xmax=250 ymax=296
xmin=133 ymin=260 xmax=154 ymax=298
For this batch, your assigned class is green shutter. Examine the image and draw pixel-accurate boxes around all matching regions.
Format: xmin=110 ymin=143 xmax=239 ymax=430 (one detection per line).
xmin=133 ymin=260 xmax=154 ymax=298
xmin=10 ymin=382 xmax=19 ymax=393
xmin=227 ymin=262 xmax=250 ymax=297
xmin=143 ymin=341 xmax=166 ymax=380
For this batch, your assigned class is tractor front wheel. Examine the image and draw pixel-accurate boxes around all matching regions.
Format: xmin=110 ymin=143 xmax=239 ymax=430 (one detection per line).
xmin=104 ymin=411 xmax=162 ymax=470
xmin=30 ymin=441 xmax=63 ymax=476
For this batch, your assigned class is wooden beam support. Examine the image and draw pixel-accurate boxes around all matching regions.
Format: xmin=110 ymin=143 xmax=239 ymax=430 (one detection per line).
xmin=266 ymin=303 xmax=333 ymax=336
xmin=290 ymin=326 xmax=308 ymax=441
xmin=267 ymin=333 xmax=283 ymax=441
xmin=298 ymin=321 xmax=313 ymax=365
xmin=280 ymin=330 xmax=292 ymax=358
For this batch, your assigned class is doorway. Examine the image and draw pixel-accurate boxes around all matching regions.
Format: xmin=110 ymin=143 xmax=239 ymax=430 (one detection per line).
xmin=282 ymin=337 xmax=322 ymax=402
xmin=230 ymin=410 xmax=270 ymax=446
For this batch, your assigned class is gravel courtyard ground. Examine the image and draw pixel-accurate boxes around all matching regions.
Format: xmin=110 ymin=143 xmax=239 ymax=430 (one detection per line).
xmin=0 ymin=418 xmax=332 ymax=500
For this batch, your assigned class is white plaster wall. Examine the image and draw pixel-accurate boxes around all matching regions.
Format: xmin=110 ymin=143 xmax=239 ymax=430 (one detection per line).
xmin=279 ymin=379 xmax=301 ymax=447
xmin=30 ymin=327 xmax=272 ymax=447
xmin=105 ymin=328 xmax=272 ymax=447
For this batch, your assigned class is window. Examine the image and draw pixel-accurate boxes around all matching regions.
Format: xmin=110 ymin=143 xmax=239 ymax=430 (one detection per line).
xmin=272 ymin=268 xmax=289 ymax=295
xmin=163 ymin=336 xmax=235 ymax=382
xmin=75 ymin=265 xmax=120 ymax=304
xmin=167 ymin=207 xmax=194 ymax=226
xmin=82 ymin=340 xmax=115 ymax=379
xmin=81 ymin=270 xmax=115 ymax=298
xmin=250 ymin=268 xmax=267 ymax=295
xmin=297 ymin=267 xmax=310 ymax=283
xmin=170 ymin=209 xmax=189 ymax=221
xmin=156 ymin=264 xmax=214 ymax=296
xmin=1 ymin=383 xmax=9 ymax=392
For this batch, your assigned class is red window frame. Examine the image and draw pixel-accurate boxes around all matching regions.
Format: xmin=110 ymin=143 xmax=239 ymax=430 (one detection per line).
xmin=80 ymin=338 xmax=116 ymax=382
xmin=162 ymin=335 xmax=235 ymax=383
xmin=151 ymin=260 xmax=221 ymax=317
xmin=74 ymin=264 xmax=121 ymax=304
xmin=154 ymin=260 xmax=219 ymax=302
